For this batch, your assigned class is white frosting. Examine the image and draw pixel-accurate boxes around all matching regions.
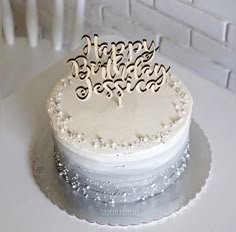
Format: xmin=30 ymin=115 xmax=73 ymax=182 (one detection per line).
xmin=55 ymin=118 xmax=190 ymax=173
xmin=47 ymin=71 xmax=192 ymax=164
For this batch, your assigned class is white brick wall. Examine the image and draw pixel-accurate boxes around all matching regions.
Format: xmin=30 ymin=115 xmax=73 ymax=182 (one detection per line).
xmin=228 ymin=72 xmax=236 ymax=93
xmin=191 ymin=31 xmax=235 ymax=69
xmin=91 ymin=0 xmax=130 ymax=17
xmin=227 ymin=24 xmax=236 ymax=50
xmin=85 ymin=0 xmax=236 ymax=95
xmin=137 ymin=0 xmax=154 ymax=7
xmin=193 ymin=0 xmax=236 ymax=23
xmin=131 ymin=1 xmax=191 ymax=45
xmin=155 ymin=0 xmax=227 ymax=41
xmin=8 ymin=0 xmax=236 ymax=95
xmin=103 ymin=7 xmax=155 ymax=42
xmin=160 ymin=38 xmax=230 ymax=87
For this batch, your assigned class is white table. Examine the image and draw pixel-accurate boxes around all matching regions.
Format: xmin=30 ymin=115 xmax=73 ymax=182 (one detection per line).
xmin=1 ymin=55 xmax=236 ymax=232
xmin=0 ymin=38 xmax=66 ymax=99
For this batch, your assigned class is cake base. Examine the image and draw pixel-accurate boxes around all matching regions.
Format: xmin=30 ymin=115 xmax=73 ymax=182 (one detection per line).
xmin=33 ymin=120 xmax=211 ymax=226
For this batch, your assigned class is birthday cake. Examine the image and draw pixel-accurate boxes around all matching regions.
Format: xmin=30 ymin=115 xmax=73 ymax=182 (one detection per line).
xmin=47 ymin=35 xmax=193 ymax=203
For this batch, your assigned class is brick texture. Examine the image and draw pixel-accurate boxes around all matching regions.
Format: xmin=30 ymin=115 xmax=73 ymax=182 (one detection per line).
xmin=160 ymin=38 xmax=230 ymax=87
xmin=155 ymin=0 xmax=227 ymax=41
xmin=103 ymin=7 xmax=155 ymax=42
xmin=89 ymin=0 xmax=130 ymax=17
xmin=227 ymin=24 xmax=236 ymax=50
xmin=132 ymin=1 xmax=191 ymax=45
xmin=228 ymin=72 xmax=236 ymax=94
xmin=191 ymin=31 xmax=236 ymax=69
xmin=137 ymin=0 xmax=154 ymax=7
xmin=194 ymin=0 xmax=236 ymax=23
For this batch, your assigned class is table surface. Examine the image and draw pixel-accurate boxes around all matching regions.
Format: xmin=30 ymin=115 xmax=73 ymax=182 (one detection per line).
xmin=1 ymin=53 xmax=236 ymax=232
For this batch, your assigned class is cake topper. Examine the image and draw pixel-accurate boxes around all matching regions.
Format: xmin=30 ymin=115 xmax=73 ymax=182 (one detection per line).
xmin=67 ymin=34 xmax=170 ymax=107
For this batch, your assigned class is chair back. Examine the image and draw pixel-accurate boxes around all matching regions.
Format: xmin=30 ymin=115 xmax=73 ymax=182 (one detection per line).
xmin=1 ymin=0 xmax=85 ymax=50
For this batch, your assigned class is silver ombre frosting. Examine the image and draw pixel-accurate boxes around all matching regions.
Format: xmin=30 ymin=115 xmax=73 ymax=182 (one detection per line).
xmin=54 ymin=140 xmax=190 ymax=203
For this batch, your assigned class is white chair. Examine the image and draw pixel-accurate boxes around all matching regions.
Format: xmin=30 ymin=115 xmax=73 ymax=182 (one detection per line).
xmin=0 ymin=0 xmax=85 ymax=99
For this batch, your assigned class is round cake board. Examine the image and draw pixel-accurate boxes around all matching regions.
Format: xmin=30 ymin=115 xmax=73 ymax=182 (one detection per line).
xmin=33 ymin=119 xmax=212 ymax=226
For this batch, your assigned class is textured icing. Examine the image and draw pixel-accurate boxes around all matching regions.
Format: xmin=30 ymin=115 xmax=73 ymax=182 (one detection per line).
xmin=54 ymin=141 xmax=190 ymax=203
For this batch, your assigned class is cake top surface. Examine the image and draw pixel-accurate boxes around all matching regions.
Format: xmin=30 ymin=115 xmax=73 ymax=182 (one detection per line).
xmin=47 ymin=35 xmax=193 ymax=155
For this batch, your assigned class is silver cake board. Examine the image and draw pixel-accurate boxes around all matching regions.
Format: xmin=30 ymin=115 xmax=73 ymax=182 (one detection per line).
xmin=33 ymin=119 xmax=212 ymax=226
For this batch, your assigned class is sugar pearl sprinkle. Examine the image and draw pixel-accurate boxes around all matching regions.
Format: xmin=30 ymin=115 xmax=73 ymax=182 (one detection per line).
xmin=54 ymin=142 xmax=190 ymax=203
xmin=48 ymin=73 xmax=191 ymax=151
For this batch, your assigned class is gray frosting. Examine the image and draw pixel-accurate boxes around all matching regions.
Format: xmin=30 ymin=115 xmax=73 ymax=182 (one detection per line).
xmin=54 ymin=137 xmax=189 ymax=203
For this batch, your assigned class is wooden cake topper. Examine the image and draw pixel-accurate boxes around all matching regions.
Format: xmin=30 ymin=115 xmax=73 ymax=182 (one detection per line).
xmin=68 ymin=34 xmax=170 ymax=107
